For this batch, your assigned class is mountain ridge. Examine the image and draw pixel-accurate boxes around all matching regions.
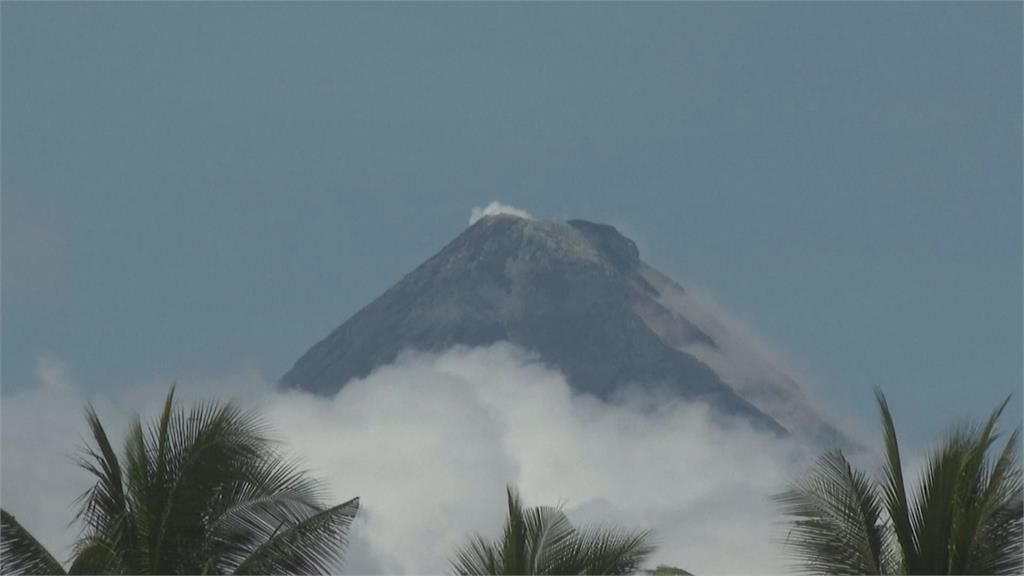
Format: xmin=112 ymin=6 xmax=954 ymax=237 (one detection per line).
xmin=281 ymin=214 xmax=851 ymax=447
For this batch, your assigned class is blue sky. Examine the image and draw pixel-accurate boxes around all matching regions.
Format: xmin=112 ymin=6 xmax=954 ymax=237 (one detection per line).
xmin=3 ymin=3 xmax=1021 ymax=451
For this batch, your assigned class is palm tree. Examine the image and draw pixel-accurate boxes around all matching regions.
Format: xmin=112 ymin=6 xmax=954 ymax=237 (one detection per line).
xmin=1 ymin=387 xmax=359 ymax=575
xmin=451 ymin=487 xmax=655 ymax=575
xmin=776 ymin=388 xmax=1022 ymax=575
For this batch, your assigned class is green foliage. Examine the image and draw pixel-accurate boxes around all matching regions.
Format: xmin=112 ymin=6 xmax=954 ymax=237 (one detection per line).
xmin=776 ymin=451 xmax=892 ymax=574
xmin=1 ymin=510 xmax=66 ymax=575
xmin=777 ymin=388 xmax=1022 ymax=575
xmin=451 ymin=487 xmax=655 ymax=575
xmin=1 ymin=386 xmax=358 ymax=575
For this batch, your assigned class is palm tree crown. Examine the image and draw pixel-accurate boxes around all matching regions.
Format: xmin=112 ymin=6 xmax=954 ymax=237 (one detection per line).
xmin=777 ymin=388 xmax=1022 ymax=575
xmin=1 ymin=387 xmax=359 ymax=575
xmin=451 ymin=487 xmax=655 ymax=575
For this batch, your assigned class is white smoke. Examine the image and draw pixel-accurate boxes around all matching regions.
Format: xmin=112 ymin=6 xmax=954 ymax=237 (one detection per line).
xmin=2 ymin=345 xmax=811 ymax=573
xmin=469 ymin=201 xmax=533 ymax=225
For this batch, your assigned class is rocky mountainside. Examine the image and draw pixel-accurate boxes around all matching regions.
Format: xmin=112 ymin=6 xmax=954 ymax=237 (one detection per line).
xmin=281 ymin=214 xmax=851 ymax=447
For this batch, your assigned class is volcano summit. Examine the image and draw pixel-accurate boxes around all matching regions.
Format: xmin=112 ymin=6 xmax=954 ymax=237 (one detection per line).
xmin=282 ymin=213 xmax=850 ymax=447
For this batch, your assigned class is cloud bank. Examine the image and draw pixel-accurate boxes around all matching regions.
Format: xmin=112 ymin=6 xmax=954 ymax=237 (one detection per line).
xmin=2 ymin=345 xmax=812 ymax=574
xmin=469 ymin=201 xmax=533 ymax=225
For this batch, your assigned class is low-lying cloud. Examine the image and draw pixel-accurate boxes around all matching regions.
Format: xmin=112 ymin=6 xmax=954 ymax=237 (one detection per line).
xmin=469 ymin=201 xmax=533 ymax=225
xmin=2 ymin=344 xmax=812 ymax=574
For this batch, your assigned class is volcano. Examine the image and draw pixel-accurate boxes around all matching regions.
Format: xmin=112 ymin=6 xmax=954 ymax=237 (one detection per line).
xmin=281 ymin=214 xmax=850 ymax=447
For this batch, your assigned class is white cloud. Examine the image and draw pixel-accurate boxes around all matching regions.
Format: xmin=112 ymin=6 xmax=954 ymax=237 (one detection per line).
xmin=1 ymin=360 xmax=90 ymax=563
xmin=2 ymin=346 xmax=815 ymax=574
xmin=469 ymin=201 xmax=533 ymax=225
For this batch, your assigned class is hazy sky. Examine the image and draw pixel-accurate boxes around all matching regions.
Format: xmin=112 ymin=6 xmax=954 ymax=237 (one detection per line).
xmin=3 ymin=3 xmax=1021 ymax=451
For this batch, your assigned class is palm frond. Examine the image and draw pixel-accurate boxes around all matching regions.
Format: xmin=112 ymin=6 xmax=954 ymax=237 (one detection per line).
xmin=965 ymin=421 xmax=1022 ymax=575
xmin=982 ymin=428 xmax=1021 ymax=511
xmin=908 ymin=428 xmax=976 ymax=574
xmin=523 ymin=505 xmax=575 ymax=574
xmin=450 ymin=487 xmax=655 ymax=575
xmin=780 ymin=390 xmax=1023 ymax=576
xmin=64 ymin=386 xmax=358 ymax=574
xmin=200 ymin=455 xmax=329 ymax=573
xmin=73 ymin=404 xmax=137 ymax=573
xmin=947 ymin=398 xmax=1010 ymax=573
xmin=776 ymin=450 xmax=890 ymax=574
xmin=1 ymin=509 xmax=66 ymax=575
xmin=971 ymin=495 xmax=1023 ymax=575
xmin=874 ymin=388 xmax=918 ymax=572
xmin=67 ymin=538 xmax=115 ymax=575
xmin=500 ymin=487 xmax=528 ymax=575
xmin=134 ymin=384 xmax=175 ymax=571
xmin=120 ymin=415 xmax=151 ymax=573
xmin=554 ymin=525 xmax=655 ymax=575
xmin=142 ymin=399 xmax=270 ymax=573
xmin=451 ymin=535 xmax=502 ymax=576
xmin=231 ymin=497 xmax=359 ymax=575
